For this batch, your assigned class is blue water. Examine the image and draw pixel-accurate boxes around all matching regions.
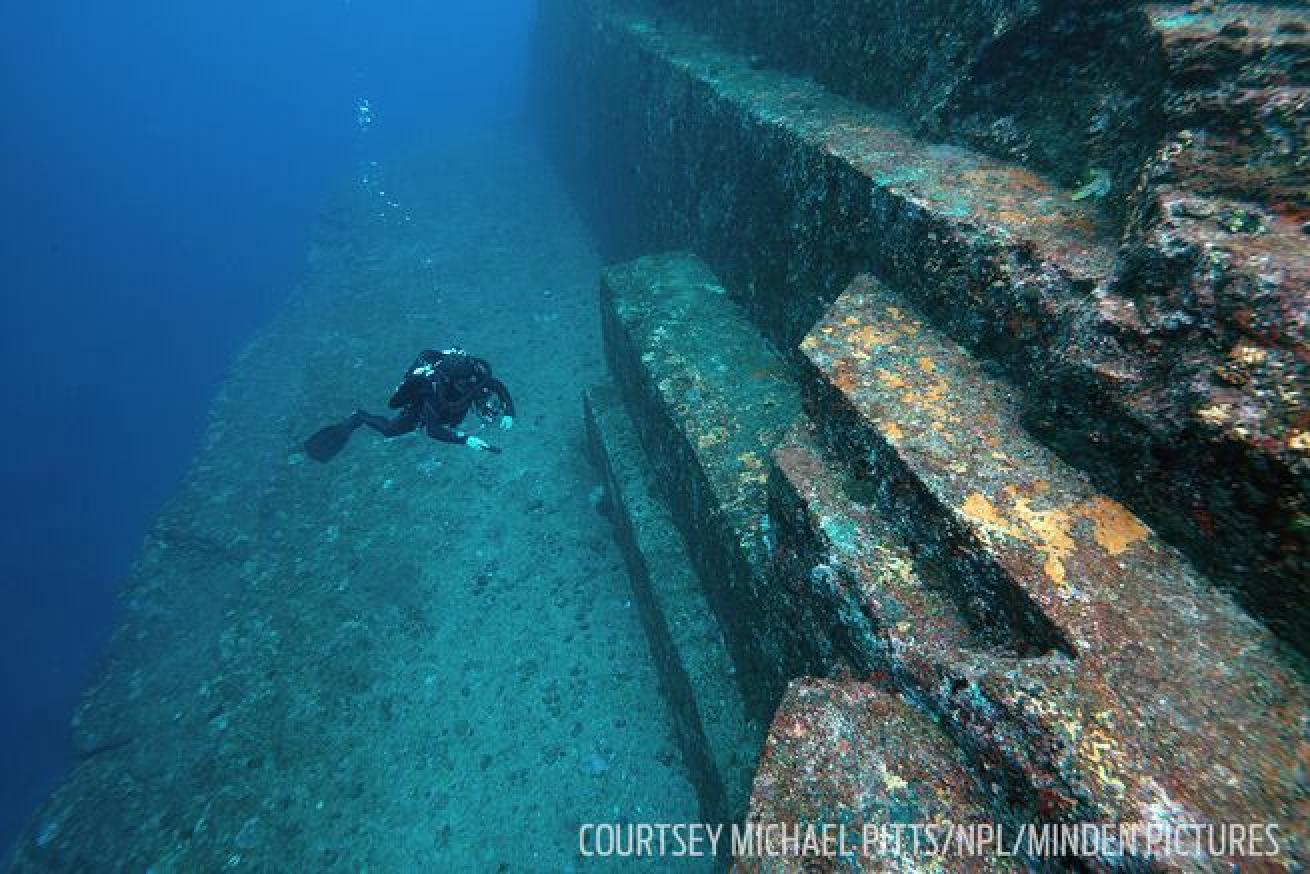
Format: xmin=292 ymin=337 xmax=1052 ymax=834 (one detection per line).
xmin=0 ymin=0 xmax=535 ymax=853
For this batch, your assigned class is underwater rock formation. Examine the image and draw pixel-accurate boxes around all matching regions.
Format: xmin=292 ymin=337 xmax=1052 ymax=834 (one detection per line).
xmin=544 ymin=1 xmax=1310 ymax=870
xmin=539 ymin=0 xmax=1310 ymax=659
xmin=7 ymin=135 xmax=711 ymax=872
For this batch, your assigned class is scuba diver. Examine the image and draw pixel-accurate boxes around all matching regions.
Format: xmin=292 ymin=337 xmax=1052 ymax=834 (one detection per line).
xmin=304 ymin=348 xmax=515 ymax=463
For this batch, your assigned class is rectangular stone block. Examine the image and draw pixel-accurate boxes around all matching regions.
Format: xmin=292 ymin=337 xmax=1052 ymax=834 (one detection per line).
xmin=584 ymin=382 xmax=762 ymax=825
xmin=797 ymin=274 xmax=1310 ymax=865
xmin=736 ymin=678 xmax=1014 ymax=873
xmin=599 ymin=252 xmax=805 ymax=715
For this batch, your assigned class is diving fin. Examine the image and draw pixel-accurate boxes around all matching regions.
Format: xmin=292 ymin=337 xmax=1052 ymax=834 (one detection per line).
xmin=304 ymin=417 xmax=359 ymax=463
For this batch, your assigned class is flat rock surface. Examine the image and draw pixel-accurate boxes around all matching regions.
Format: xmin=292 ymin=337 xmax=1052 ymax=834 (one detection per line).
xmin=602 ymin=252 xmax=804 ymax=576
xmin=606 ymin=9 xmax=1115 ymax=282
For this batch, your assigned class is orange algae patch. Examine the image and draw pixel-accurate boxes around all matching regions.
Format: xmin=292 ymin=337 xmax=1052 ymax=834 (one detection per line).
xmin=1084 ymin=496 xmax=1150 ymax=555
xmin=850 ymin=324 xmax=900 ymax=351
xmin=960 ymin=490 xmax=1152 ymax=588
xmin=831 ymin=362 xmax=861 ymax=395
xmin=877 ymin=368 xmax=910 ymax=390
xmin=961 ymin=493 xmax=1027 ymax=543
xmin=962 ymin=491 xmax=1074 ymax=586
xmin=1010 ymin=499 xmax=1077 ymax=586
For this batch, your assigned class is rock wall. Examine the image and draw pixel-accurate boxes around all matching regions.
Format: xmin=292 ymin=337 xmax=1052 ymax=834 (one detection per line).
xmin=545 ymin=2 xmax=1310 ymax=869
xmin=635 ymin=0 xmax=1165 ymax=221
xmin=535 ymin=0 xmax=1310 ymax=660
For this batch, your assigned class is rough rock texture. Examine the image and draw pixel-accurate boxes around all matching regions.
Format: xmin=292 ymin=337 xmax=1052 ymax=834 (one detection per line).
xmin=545 ymin=1 xmax=1310 ymax=866
xmin=736 ymin=679 xmax=1013 ymax=873
xmin=634 ymin=0 xmax=1164 ymax=216
xmin=592 ymin=253 xmax=1040 ymax=867
xmin=800 ymin=275 xmax=1310 ymax=868
xmin=544 ymin=0 xmax=1310 ymax=867
xmin=584 ymin=382 xmax=763 ymax=825
xmin=599 ymin=253 xmax=806 ymax=716
xmin=586 ymin=249 xmax=1310 ymax=869
xmin=1059 ymin=4 xmax=1310 ymax=643
xmin=536 ymin=0 xmax=1310 ymax=660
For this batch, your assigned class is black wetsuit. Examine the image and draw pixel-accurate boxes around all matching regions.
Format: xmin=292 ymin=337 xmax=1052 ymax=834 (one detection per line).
xmin=354 ymin=349 xmax=515 ymax=445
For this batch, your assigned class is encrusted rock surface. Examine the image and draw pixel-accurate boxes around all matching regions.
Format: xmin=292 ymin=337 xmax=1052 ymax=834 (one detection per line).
xmin=737 ymin=678 xmax=1012 ymax=873
xmin=1061 ymin=3 xmax=1310 ymax=641
xmin=544 ymin=1 xmax=1310 ymax=868
xmin=600 ymin=252 xmax=806 ymax=715
xmin=634 ymin=0 xmax=1163 ymax=214
xmin=800 ymin=275 xmax=1310 ymax=868
xmin=584 ymin=382 xmax=763 ymax=825
xmin=537 ymin=0 xmax=1310 ymax=659
xmin=539 ymin=0 xmax=1113 ymax=352
xmin=587 ymin=249 xmax=1310 ymax=869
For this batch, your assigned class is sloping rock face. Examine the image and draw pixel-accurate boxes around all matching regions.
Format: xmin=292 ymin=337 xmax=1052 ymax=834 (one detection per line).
xmin=638 ymin=0 xmax=1164 ymax=214
xmin=535 ymin=0 xmax=1310 ymax=664
xmin=542 ymin=2 xmax=1310 ymax=870
xmin=1062 ymin=5 xmax=1310 ymax=640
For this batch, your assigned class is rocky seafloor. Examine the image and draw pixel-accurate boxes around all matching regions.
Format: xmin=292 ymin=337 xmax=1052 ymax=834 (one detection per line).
xmin=7 ymin=131 xmax=723 ymax=872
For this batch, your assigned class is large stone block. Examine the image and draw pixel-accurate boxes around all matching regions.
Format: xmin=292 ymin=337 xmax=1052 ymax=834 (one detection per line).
xmin=535 ymin=0 xmax=1310 ymax=659
xmin=584 ymin=382 xmax=762 ymax=825
xmin=766 ymin=437 xmax=1080 ymax=838
xmin=633 ymin=0 xmax=1163 ymax=215
xmin=599 ymin=252 xmax=806 ymax=715
xmin=797 ymin=274 xmax=1310 ymax=869
xmin=736 ymin=678 xmax=1013 ymax=873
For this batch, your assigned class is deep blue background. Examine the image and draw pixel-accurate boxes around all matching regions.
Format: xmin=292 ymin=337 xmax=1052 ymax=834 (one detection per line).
xmin=0 ymin=0 xmax=536 ymax=853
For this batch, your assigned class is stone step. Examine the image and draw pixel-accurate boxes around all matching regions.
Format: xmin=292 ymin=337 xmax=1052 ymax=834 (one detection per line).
xmin=629 ymin=1 xmax=1186 ymax=238
xmin=598 ymin=252 xmax=1072 ymax=826
xmin=539 ymin=0 xmax=1310 ymax=661
xmin=540 ymin=0 xmax=1115 ymax=358
xmin=766 ymin=434 xmax=1092 ymax=830
xmin=736 ymin=678 xmax=1014 ymax=873
xmin=583 ymin=382 xmax=762 ymax=825
xmin=600 ymin=252 xmax=807 ymax=716
xmin=594 ymin=253 xmax=1039 ymax=859
xmin=768 ymin=434 xmax=1016 ymax=672
xmin=771 ymin=432 xmax=1067 ymax=668
xmin=636 ymin=0 xmax=1059 ymax=139
xmin=799 ymin=274 xmax=1310 ymax=866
